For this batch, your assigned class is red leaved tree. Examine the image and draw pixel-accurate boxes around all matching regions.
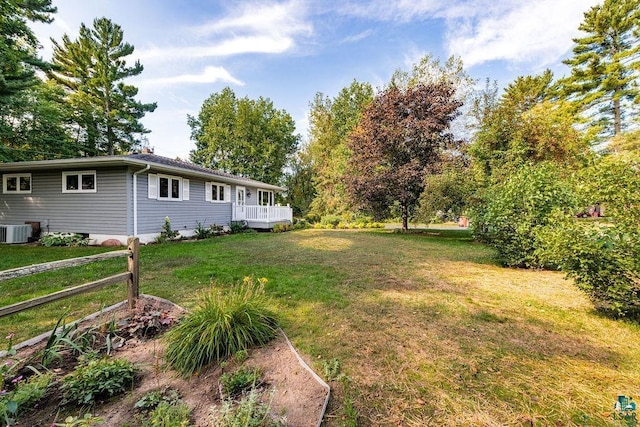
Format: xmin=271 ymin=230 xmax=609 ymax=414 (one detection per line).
xmin=346 ymin=82 xmax=462 ymax=231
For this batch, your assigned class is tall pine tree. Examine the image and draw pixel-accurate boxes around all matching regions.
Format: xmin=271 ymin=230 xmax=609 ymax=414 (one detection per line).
xmin=0 ymin=0 xmax=56 ymax=101
xmin=49 ymin=17 xmax=156 ymax=156
xmin=562 ymin=0 xmax=640 ymax=138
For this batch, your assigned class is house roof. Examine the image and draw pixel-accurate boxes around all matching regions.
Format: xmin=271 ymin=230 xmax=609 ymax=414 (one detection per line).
xmin=0 ymin=154 xmax=286 ymax=192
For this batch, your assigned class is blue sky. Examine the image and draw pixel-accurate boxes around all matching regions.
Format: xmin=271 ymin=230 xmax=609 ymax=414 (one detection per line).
xmin=32 ymin=0 xmax=600 ymax=159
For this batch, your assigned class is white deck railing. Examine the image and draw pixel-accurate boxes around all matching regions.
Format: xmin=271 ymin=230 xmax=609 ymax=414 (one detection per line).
xmin=232 ymin=204 xmax=293 ymax=223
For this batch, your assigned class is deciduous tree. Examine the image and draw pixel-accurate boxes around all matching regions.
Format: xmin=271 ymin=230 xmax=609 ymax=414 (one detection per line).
xmin=189 ymin=87 xmax=299 ymax=184
xmin=305 ymin=80 xmax=374 ymax=216
xmin=282 ymin=149 xmax=315 ymax=217
xmin=49 ymin=17 xmax=156 ymax=156
xmin=346 ymin=82 xmax=461 ymax=231
xmin=470 ymin=71 xmax=591 ymax=179
xmin=0 ymin=80 xmax=74 ymax=161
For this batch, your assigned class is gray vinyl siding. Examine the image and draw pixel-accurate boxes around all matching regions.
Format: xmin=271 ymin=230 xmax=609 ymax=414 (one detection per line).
xmin=136 ymin=173 xmax=233 ymax=234
xmin=243 ymin=186 xmax=259 ymax=205
xmin=0 ymin=168 xmax=128 ymax=235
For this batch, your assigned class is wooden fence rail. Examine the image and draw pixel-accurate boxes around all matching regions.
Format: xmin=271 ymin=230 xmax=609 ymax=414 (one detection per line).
xmin=0 ymin=237 xmax=139 ymax=319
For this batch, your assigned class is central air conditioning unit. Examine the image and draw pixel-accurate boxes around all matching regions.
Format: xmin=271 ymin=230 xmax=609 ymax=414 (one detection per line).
xmin=0 ymin=224 xmax=32 ymax=244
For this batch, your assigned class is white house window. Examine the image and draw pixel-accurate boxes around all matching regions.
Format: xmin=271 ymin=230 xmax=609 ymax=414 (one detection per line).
xmin=148 ymin=173 xmax=189 ymax=201
xmin=257 ymin=189 xmax=274 ymax=206
xmin=62 ymin=171 xmax=96 ymax=193
xmin=205 ymin=182 xmax=230 ymax=203
xmin=2 ymin=174 xmax=31 ymax=194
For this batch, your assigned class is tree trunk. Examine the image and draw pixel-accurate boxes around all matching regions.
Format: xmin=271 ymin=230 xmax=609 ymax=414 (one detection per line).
xmin=613 ymin=97 xmax=621 ymax=136
xmin=401 ymin=200 xmax=408 ymax=232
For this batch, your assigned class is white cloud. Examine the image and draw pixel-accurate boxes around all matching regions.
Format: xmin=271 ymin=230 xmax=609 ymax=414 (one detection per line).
xmin=140 ymin=66 xmax=244 ymax=87
xmin=445 ymin=0 xmax=601 ymax=67
xmin=336 ymin=0 xmax=437 ymax=22
xmin=336 ymin=0 xmax=601 ymax=70
xmin=137 ymin=35 xmax=294 ymax=62
xmin=137 ymin=0 xmax=312 ymax=62
xmin=340 ymin=29 xmax=374 ymax=44
xmin=195 ymin=0 xmax=311 ymax=37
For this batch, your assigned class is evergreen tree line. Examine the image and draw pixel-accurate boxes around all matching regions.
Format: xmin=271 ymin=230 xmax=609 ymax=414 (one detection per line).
xmin=1 ymin=1 xmax=156 ymax=162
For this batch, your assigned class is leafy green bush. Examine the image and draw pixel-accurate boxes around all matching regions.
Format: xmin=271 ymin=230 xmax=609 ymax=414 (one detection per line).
xmin=230 ymin=222 xmax=256 ymax=234
xmin=164 ymin=277 xmax=278 ymax=377
xmin=134 ymin=389 xmax=181 ymax=411
xmin=61 ymin=358 xmax=137 ymax=405
xmin=537 ymin=213 xmax=640 ymax=318
xmin=194 ymin=222 xmax=224 ymax=239
xmin=40 ymin=233 xmax=89 ymax=247
xmin=320 ymin=215 xmax=342 ymax=227
xmin=471 ymin=162 xmax=578 ymax=267
xmin=292 ymin=218 xmax=309 ymax=229
xmin=209 ymin=389 xmax=286 ymax=427
xmin=194 ymin=221 xmax=213 ymax=239
xmin=537 ymin=156 xmax=640 ymax=318
xmin=220 ymin=367 xmax=262 ymax=398
xmin=271 ymin=223 xmax=291 ymax=233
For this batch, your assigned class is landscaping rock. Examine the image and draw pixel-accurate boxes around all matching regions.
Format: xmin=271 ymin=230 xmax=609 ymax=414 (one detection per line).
xmin=101 ymin=239 xmax=124 ymax=247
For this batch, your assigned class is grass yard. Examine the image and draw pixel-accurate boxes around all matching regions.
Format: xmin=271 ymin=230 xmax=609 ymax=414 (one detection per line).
xmin=1 ymin=229 xmax=639 ymax=425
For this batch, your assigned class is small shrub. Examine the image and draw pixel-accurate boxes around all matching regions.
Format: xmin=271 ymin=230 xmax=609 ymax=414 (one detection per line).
xmin=303 ymin=213 xmax=320 ymax=224
xmin=164 ymin=277 xmax=278 ymax=377
xmin=229 ymin=223 xmax=244 ymax=234
xmin=40 ymin=233 xmax=89 ymax=247
xmin=0 ymin=372 xmax=54 ymax=426
xmin=234 ymin=350 xmax=249 ymax=364
xmin=194 ymin=221 xmax=213 ymax=239
xmin=320 ymin=215 xmax=341 ymax=227
xmin=321 ymin=358 xmax=346 ymax=382
xmin=160 ymin=217 xmax=180 ymax=241
xmin=292 ymin=218 xmax=308 ymax=228
xmin=61 ymin=358 xmax=137 ymax=405
xmin=271 ymin=224 xmax=289 ymax=233
xmin=220 ymin=367 xmax=262 ymax=398
xmin=135 ymin=388 xmax=181 ymax=412
xmin=40 ymin=314 xmax=85 ymax=367
xmin=142 ymin=401 xmax=192 ymax=427
xmin=209 ymin=388 xmax=286 ymax=427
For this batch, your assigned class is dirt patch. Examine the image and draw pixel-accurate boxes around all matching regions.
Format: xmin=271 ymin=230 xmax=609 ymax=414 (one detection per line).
xmin=7 ymin=295 xmax=328 ymax=426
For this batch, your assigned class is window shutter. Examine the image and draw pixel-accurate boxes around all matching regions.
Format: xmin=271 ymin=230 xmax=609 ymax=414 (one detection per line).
xmin=205 ymin=182 xmax=212 ymax=202
xmin=225 ymin=185 xmax=231 ymax=202
xmin=148 ymin=174 xmax=158 ymax=199
xmin=183 ymin=179 xmax=190 ymax=200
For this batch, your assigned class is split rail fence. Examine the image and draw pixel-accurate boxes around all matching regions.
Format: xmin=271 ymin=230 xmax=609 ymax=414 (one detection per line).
xmin=0 ymin=237 xmax=140 ymax=319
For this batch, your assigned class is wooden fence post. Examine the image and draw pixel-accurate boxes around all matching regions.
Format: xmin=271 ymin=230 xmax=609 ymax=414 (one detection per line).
xmin=127 ymin=237 xmax=140 ymax=309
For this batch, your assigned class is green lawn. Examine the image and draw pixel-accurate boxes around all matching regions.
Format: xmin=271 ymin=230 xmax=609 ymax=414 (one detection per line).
xmin=1 ymin=229 xmax=638 ymax=425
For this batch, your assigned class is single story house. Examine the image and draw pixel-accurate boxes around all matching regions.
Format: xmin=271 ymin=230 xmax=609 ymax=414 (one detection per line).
xmin=0 ymin=153 xmax=292 ymax=244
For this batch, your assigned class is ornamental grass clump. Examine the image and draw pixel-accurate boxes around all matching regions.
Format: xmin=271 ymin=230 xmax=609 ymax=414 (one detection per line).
xmin=164 ymin=278 xmax=278 ymax=377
